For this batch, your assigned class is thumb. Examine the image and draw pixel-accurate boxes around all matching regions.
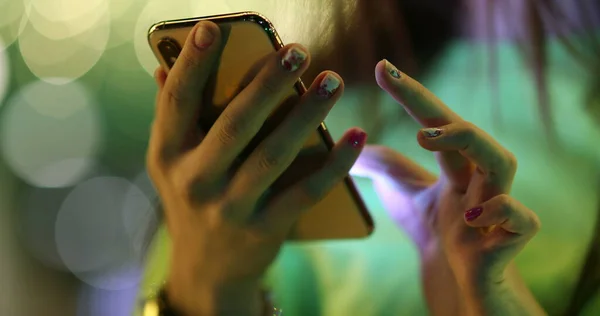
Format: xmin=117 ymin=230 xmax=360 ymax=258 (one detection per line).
xmin=350 ymin=145 xmax=436 ymax=193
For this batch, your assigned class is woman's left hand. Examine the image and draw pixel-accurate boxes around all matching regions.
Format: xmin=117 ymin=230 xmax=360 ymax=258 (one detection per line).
xmin=351 ymin=60 xmax=542 ymax=314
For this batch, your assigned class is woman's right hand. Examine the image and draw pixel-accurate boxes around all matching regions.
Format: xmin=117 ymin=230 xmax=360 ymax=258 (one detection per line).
xmin=146 ymin=21 xmax=367 ymax=316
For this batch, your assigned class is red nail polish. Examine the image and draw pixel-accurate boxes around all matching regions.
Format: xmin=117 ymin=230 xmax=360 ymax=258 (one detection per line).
xmin=465 ymin=206 xmax=483 ymax=222
xmin=348 ymin=130 xmax=367 ymax=148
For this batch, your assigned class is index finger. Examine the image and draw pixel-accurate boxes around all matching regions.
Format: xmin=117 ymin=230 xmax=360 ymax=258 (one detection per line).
xmin=154 ymin=21 xmax=222 ymax=154
xmin=374 ymin=59 xmax=462 ymax=127
xmin=375 ymin=59 xmax=472 ymax=190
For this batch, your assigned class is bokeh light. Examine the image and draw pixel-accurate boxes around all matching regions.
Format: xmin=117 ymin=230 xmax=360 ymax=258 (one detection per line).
xmin=55 ymin=176 xmax=151 ymax=291
xmin=18 ymin=15 xmax=110 ymax=84
xmin=77 ymin=284 xmax=139 ymax=316
xmin=0 ymin=79 xmax=102 ymax=188
xmin=0 ymin=0 xmax=27 ymax=46
xmin=25 ymin=0 xmax=108 ymax=40
xmin=107 ymin=0 xmax=145 ymax=48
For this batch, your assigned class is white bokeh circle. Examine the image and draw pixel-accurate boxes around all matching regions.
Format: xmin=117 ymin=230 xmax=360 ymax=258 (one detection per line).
xmin=18 ymin=6 xmax=110 ymax=83
xmin=0 ymin=80 xmax=102 ymax=188
xmin=25 ymin=0 xmax=108 ymax=40
xmin=55 ymin=177 xmax=153 ymax=290
xmin=0 ymin=0 xmax=27 ymax=46
xmin=106 ymin=0 xmax=141 ymax=48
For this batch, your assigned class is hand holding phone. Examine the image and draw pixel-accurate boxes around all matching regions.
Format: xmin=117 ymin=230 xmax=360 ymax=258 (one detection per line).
xmin=148 ymin=12 xmax=373 ymax=241
xmin=145 ymin=17 xmax=368 ymax=315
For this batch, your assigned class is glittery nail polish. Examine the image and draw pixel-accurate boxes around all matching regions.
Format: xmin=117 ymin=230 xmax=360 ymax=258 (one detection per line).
xmin=421 ymin=128 xmax=443 ymax=138
xmin=281 ymin=47 xmax=307 ymax=72
xmin=385 ymin=59 xmax=401 ymax=79
xmin=348 ymin=130 xmax=368 ymax=148
xmin=317 ymin=74 xmax=340 ymax=98
xmin=465 ymin=206 xmax=483 ymax=222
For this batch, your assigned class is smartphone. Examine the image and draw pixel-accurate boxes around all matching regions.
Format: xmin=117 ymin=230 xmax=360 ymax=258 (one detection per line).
xmin=147 ymin=12 xmax=373 ymax=241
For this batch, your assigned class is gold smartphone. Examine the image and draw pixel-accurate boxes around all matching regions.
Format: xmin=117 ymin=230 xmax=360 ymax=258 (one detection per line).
xmin=148 ymin=12 xmax=373 ymax=241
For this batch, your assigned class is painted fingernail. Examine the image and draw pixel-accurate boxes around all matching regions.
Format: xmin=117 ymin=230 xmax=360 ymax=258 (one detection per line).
xmin=421 ymin=128 xmax=443 ymax=138
xmin=348 ymin=130 xmax=368 ymax=148
xmin=385 ymin=59 xmax=401 ymax=79
xmin=281 ymin=47 xmax=308 ymax=72
xmin=465 ymin=206 xmax=483 ymax=222
xmin=317 ymin=73 xmax=340 ymax=98
xmin=194 ymin=22 xmax=216 ymax=49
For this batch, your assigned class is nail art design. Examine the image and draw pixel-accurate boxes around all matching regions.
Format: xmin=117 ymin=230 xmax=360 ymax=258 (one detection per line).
xmin=421 ymin=128 xmax=443 ymax=138
xmin=281 ymin=47 xmax=307 ymax=72
xmin=385 ymin=60 xmax=401 ymax=79
xmin=317 ymin=74 xmax=340 ymax=98
xmin=465 ymin=207 xmax=483 ymax=222
xmin=348 ymin=130 xmax=368 ymax=148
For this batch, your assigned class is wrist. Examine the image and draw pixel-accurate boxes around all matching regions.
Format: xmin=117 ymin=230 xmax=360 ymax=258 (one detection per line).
xmin=165 ymin=278 xmax=264 ymax=316
xmin=456 ymin=263 xmax=545 ymax=316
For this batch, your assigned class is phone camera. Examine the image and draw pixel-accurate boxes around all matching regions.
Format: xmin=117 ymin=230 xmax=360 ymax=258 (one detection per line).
xmin=158 ymin=37 xmax=182 ymax=68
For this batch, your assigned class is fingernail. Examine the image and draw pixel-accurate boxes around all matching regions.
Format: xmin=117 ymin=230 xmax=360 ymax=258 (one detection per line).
xmin=194 ymin=22 xmax=215 ymax=49
xmin=384 ymin=59 xmax=401 ymax=79
xmin=465 ymin=206 xmax=483 ymax=222
xmin=348 ymin=130 xmax=368 ymax=148
xmin=281 ymin=47 xmax=308 ymax=72
xmin=421 ymin=128 xmax=443 ymax=138
xmin=317 ymin=73 xmax=340 ymax=98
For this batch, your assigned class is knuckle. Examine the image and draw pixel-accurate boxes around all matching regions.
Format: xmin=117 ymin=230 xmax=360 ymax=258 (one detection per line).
xmin=216 ymin=198 xmax=239 ymax=220
xmin=458 ymin=122 xmax=478 ymax=145
xmin=504 ymin=150 xmax=519 ymax=173
xmin=257 ymin=77 xmax=280 ymax=96
xmin=329 ymin=156 xmax=354 ymax=178
xmin=175 ymin=52 xmax=198 ymax=70
xmin=488 ymin=150 xmax=517 ymax=177
xmin=295 ymin=107 xmax=321 ymax=128
xmin=164 ymin=78 xmax=187 ymax=106
xmin=496 ymin=194 xmax=514 ymax=214
xmin=173 ymin=171 xmax=203 ymax=202
xmin=530 ymin=213 xmax=542 ymax=233
xmin=257 ymin=147 xmax=285 ymax=171
xmin=216 ymin=112 xmax=243 ymax=145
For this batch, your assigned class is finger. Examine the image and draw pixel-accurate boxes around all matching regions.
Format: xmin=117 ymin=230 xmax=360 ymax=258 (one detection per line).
xmin=350 ymin=145 xmax=436 ymax=194
xmin=154 ymin=21 xmax=221 ymax=157
xmin=260 ymin=128 xmax=367 ymax=231
xmin=195 ymin=44 xmax=311 ymax=177
xmin=375 ymin=59 xmax=461 ymax=126
xmin=154 ymin=67 xmax=167 ymax=90
xmin=465 ymin=194 xmax=541 ymax=246
xmin=375 ymin=59 xmax=472 ymax=189
xmin=417 ymin=122 xmax=518 ymax=193
xmin=228 ymin=71 xmax=342 ymax=207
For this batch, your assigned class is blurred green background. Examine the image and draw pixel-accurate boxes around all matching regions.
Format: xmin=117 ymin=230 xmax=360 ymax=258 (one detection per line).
xmin=2 ymin=0 xmax=600 ymax=316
